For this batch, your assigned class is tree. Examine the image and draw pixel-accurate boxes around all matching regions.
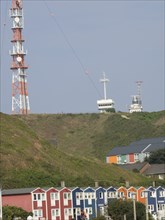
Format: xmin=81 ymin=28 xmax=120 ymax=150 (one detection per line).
xmin=107 ymin=199 xmax=153 ymax=220
xmin=145 ymin=149 xmax=165 ymax=164
xmin=2 ymin=206 xmax=33 ymax=220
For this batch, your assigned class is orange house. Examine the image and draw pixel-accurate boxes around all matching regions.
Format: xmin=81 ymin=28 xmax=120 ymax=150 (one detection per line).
xmin=106 ymin=155 xmax=118 ymax=164
xmin=137 ymin=186 xmax=146 ymax=205
xmin=127 ymin=186 xmax=137 ymax=200
xmin=117 ymin=186 xmax=127 ymax=200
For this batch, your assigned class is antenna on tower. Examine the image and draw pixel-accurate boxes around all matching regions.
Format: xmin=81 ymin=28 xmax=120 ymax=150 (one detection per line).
xmin=129 ymin=80 xmax=143 ymax=113
xmin=10 ymin=0 xmax=30 ymax=114
xmin=97 ymin=72 xmax=115 ymax=113
xmin=100 ymin=72 xmax=109 ymax=100
xmin=136 ymin=80 xmax=143 ymax=104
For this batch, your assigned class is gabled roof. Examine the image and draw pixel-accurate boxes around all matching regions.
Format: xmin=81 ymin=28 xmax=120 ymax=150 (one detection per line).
xmin=144 ymin=164 xmax=165 ymax=175
xmin=2 ymin=187 xmax=37 ymax=196
xmin=118 ymin=162 xmax=148 ymax=171
xmin=107 ymin=137 xmax=165 ymax=156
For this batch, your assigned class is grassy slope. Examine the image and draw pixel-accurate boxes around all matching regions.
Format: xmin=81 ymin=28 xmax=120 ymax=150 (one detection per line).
xmin=0 ymin=111 xmax=164 ymax=189
xmin=20 ymin=111 xmax=165 ymax=160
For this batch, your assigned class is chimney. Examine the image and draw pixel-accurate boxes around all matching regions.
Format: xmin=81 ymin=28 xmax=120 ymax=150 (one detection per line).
xmin=61 ymin=181 xmax=65 ymax=187
xmin=153 ymin=181 xmax=156 ymax=187
xmin=125 ymin=181 xmax=130 ymax=188
xmin=95 ymin=181 xmax=99 ymax=187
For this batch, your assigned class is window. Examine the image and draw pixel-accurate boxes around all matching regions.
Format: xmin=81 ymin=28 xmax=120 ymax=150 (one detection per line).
xmin=64 ymin=193 xmax=67 ymax=199
xmin=68 ymin=192 xmax=71 ymax=200
xmin=51 ymin=193 xmax=54 ymax=200
xmin=159 ymin=190 xmax=165 ymax=197
xmin=107 ymin=191 xmax=116 ymax=198
xmin=64 ymin=192 xmax=71 ymax=200
xmin=158 ymin=204 xmax=165 ymax=210
xmin=128 ymin=192 xmax=131 ymax=198
xmin=80 ymin=192 xmax=83 ymax=199
xmin=119 ymin=192 xmax=124 ymax=198
xmin=99 ymin=192 xmax=103 ymax=199
xmin=52 ymin=209 xmax=59 ymax=217
xmin=76 ymin=208 xmax=81 ymax=215
xmin=85 ymin=207 xmax=92 ymax=215
xmin=33 ymin=193 xmax=45 ymax=201
xmin=148 ymin=205 xmax=154 ymax=211
xmin=42 ymin=193 xmax=45 ymax=200
xmin=141 ymin=192 xmax=144 ymax=198
xmin=76 ymin=192 xmax=79 ymax=199
xmin=149 ymin=191 xmax=155 ymax=197
xmin=33 ymin=194 xmax=37 ymax=201
xmin=134 ymin=154 xmax=139 ymax=161
xmin=33 ymin=209 xmax=43 ymax=217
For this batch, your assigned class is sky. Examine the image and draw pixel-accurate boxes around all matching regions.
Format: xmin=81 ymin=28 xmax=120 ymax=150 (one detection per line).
xmin=1 ymin=0 xmax=164 ymax=114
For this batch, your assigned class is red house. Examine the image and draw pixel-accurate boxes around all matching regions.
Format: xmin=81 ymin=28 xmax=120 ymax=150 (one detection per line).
xmin=59 ymin=187 xmax=73 ymax=220
xmin=2 ymin=187 xmax=47 ymax=220
xmin=46 ymin=187 xmax=60 ymax=220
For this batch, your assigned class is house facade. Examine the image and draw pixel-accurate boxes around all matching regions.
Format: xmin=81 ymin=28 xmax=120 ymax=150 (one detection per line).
xmin=2 ymin=185 xmax=165 ymax=220
xmin=106 ymin=137 xmax=165 ymax=165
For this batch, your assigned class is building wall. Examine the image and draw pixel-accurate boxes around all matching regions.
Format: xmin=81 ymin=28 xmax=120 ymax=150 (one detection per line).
xmin=109 ymin=156 xmax=117 ymax=164
xmin=120 ymin=155 xmax=127 ymax=164
xmin=2 ymin=185 xmax=165 ymax=220
xmin=137 ymin=187 xmax=146 ymax=205
xmin=129 ymin=153 xmax=134 ymax=163
xmin=46 ymin=188 xmax=60 ymax=220
xmin=2 ymin=194 xmax=32 ymax=212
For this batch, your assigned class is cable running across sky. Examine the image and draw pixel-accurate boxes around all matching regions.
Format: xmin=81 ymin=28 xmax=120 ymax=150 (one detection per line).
xmin=43 ymin=1 xmax=102 ymax=98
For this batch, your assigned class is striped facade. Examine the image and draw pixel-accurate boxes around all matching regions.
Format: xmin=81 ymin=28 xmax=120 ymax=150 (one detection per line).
xmin=2 ymin=185 xmax=165 ymax=220
xmin=106 ymin=137 xmax=165 ymax=165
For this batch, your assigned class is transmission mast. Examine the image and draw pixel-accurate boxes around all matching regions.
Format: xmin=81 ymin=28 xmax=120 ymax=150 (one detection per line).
xmin=129 ymin=81 xmax=143 ymax=113
xmin=10 ymin=0 xmax=30 ymax=114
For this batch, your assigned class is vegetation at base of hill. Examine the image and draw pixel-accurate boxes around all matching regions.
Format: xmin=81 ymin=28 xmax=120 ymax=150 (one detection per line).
xmin=107 ymin=199 xmax=153 ymax=220
xmin=145 ymin=149 xmax=165 ymax=164
xmin=0 ymin=111 xmax=165 ymax=189
xmin=2 ymin=206 xmax=33 ymax=220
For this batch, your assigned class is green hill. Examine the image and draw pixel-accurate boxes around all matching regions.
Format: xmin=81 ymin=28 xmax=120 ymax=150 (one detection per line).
xmin=0 ymin=111 xmax=164 ymax=189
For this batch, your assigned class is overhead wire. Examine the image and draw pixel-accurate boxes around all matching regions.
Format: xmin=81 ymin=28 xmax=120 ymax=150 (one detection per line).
xmin=43 ymin=1 xmax=102 ymax=98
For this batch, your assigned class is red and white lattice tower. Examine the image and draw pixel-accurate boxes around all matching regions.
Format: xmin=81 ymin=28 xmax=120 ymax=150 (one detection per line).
xmin=10 ymin=0 xmax=30 ymax=114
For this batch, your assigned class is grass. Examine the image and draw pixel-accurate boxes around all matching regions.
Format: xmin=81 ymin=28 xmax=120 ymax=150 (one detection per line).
xmin=0 ymin=111 xmax=164 ymax=189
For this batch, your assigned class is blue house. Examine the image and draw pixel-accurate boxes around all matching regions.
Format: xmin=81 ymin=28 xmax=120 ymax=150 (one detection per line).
xmin=147 ymin=186 xmax=157 ymax=216
xmin=95 ymin=186 xmax=107 ymax=216
xmin=106 ymin=186 xmax=117 ymax=204
xmin=71 ymin=187 xmax=84 ymax=220
xmin=155 ymin=186 xmax=165 ymax=220
xmin=83 ymin=186 xmax=96 ymax=219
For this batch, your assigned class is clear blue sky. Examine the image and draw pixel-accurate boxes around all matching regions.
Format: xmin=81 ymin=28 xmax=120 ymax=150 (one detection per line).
xmin=1 ymin=0 xmax=164 ymax=114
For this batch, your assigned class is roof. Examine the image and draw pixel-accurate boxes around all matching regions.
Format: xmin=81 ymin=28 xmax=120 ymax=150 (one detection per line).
xmin=2 ymin=187 xmax=37 ymax=196
xmin=144 ymin=164 xmax=165 ymax=175
xmin=118 ymin=162 xmax=148 ymax=171
xmin=107 ymin=137 xmax=165 ymax=156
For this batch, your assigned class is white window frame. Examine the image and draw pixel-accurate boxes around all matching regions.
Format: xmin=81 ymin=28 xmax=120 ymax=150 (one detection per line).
xmin=141 ymin=192 xmax=145 ymax=198
xmin=33 ymin=209 xmax=43 ymax=217
xmin=148 ymin=205 xmax=154 ymax=211
xmin=33 ymin=193 xmax=45 ymax=201
xmin=158 ymin=204 xmax=165 ymax=210
xmin=159 ymin=190 xmax=165 ymax=197
xmin=51 ymin=208 xmax=60 ymax=217
xmin=150 ymin=191 xmax=156 ymax=198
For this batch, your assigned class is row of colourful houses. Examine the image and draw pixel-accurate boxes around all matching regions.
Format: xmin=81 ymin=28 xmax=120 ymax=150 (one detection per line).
xmin=2 ymin=184 xmax=165 ymax=220
xmin=106 ymin=137 xmax=165 ymax=164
